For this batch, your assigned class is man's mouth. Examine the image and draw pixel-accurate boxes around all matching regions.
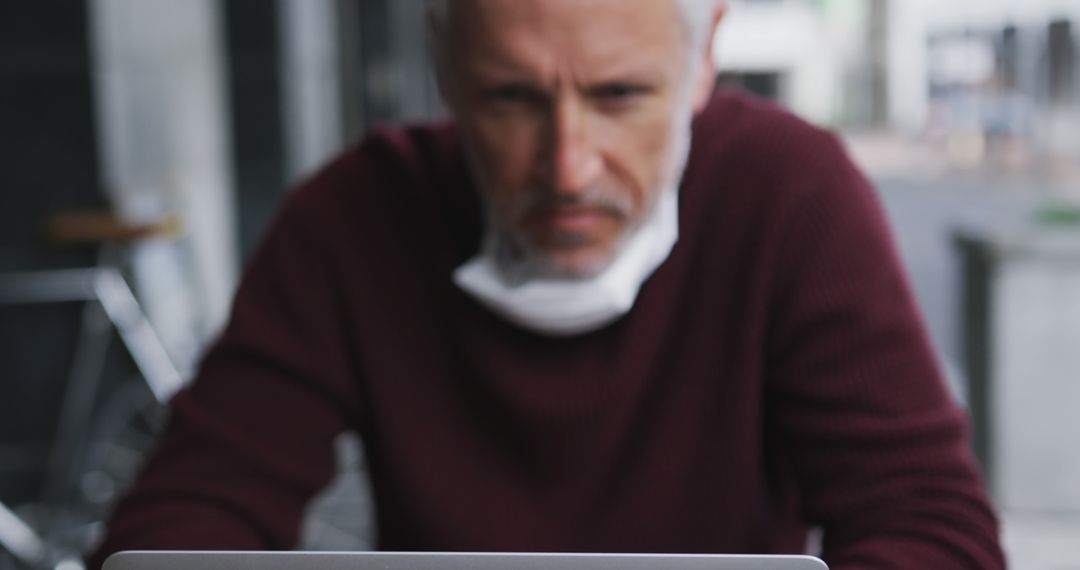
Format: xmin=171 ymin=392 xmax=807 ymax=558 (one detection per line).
xmin=534 ymin=204 xmax=613 ymax=234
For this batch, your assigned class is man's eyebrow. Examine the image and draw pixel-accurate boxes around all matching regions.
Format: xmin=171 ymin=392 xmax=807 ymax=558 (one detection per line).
xmin=464 ymin=59 xmax=671 ymax=86
xmin=584 ymin=66 xmax=671 ymax=91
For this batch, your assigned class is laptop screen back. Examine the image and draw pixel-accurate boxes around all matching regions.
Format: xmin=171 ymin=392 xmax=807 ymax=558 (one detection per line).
xmin=103 ymin=551 xmax=829 ymax=570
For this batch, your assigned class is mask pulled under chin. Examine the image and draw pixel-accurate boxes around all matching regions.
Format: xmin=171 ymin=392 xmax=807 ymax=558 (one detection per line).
xmin=453 ymin=189 xmax=679 ymax=337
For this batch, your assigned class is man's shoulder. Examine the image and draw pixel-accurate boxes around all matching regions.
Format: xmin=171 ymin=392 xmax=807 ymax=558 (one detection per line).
xmin=684 ymin=89 xmax=863 ymax=217
xmin=291 ymin=122 xmax=464 ymax=198
xmin=692 ymin=89 xmax=846 ymax=173
xmin=678 ymin=90 xmax=873 ymax=256
xmin=281 ymin=122 xmax=472 ymax=225
xmin=268 ymin=121 xmax=478 ymax=268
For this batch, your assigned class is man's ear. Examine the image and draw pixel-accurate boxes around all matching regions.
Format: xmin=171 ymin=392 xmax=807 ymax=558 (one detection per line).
xmin=691 ymin=1 xmax=727 ymax=114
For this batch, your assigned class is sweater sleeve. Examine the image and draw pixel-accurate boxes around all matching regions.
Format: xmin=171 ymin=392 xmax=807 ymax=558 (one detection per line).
xmin=764 ymin=135 xmax=1005 ymax=569
xmin=86 ymin=184 xmax=361 ymax=569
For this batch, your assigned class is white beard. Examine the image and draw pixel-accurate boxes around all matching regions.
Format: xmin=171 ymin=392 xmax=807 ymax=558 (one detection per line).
xmin=453 ymin=101 xmax=694 ymax=336
xmin=453 ymin=186 xmax=679 ymax=336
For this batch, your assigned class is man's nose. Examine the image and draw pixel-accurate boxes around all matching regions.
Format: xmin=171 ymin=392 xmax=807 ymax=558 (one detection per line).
xmin=545 ymin=98 xmax=603 ymax=195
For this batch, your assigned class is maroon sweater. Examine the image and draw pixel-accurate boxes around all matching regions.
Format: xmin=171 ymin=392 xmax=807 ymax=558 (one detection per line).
xmin=89 ymin=92 xmax=1004 ymax=569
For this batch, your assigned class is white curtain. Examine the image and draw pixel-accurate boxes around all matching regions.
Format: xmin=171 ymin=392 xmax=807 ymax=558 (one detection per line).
xmin=88 ymin=0 xmax=238 ymax=369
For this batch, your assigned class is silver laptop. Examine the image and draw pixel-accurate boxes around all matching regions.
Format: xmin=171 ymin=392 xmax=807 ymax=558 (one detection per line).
xmin=103 ymin=551 xmax=828 ymax=570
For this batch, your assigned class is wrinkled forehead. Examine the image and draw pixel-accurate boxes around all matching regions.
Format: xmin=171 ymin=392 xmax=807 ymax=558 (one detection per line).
xmin=435 ymin=0 xmax=689 ymax=73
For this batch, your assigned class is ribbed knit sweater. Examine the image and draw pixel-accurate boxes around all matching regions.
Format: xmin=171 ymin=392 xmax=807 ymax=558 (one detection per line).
xmin=88 ymin=91 xmax=1005 ymax=569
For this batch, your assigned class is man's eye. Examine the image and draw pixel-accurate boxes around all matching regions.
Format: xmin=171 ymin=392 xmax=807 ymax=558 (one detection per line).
xmin=591 ymin=83 xmax=649 ymax=101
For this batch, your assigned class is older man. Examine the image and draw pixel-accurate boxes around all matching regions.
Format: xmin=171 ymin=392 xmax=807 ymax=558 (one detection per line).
xmin=89 ymin=0 xmax=1005 ymax=568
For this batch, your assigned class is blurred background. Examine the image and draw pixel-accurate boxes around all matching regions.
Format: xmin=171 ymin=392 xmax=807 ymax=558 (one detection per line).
xmin=1 ymin=0 xmax=1078 ymax=568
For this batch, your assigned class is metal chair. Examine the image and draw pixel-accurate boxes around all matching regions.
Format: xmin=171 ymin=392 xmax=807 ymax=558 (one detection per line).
xmin=0 ymin=211 xmax=187 ymax=569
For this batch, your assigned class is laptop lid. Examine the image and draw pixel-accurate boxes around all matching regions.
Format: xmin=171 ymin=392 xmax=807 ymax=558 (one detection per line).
xmin=103 ymin=551 xmax=829 ymax=570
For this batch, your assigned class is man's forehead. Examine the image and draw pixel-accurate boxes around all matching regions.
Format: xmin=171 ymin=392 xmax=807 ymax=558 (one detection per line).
xmin=443 ymin=0 xmax=685 ymax=38
xmin=441 ymin=0 xmax=682 ymax=15
xmin=443 ymin=0 xmax=687 ymax=68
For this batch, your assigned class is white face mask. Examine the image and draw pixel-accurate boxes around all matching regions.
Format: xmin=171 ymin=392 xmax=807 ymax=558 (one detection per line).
xmin=453 ymin=187 xmax=680 ymax=336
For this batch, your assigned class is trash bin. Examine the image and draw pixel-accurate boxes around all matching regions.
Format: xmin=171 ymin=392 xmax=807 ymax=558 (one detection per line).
xmin=955 ymin=223 xmax=1080 ymax=512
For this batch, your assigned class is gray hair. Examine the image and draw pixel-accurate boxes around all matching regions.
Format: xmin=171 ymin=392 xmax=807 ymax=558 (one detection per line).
xmin=427 ymin=0 xmax=717 ymax=72
xmin=677 ymin=0 xmax=721 ymax=56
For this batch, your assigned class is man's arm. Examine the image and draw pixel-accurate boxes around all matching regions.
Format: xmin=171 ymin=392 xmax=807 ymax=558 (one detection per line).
xmin=87 ymin=184 xmax=362 ymax=569
xmin=764 ymin=135 xmax=1005 ymax=569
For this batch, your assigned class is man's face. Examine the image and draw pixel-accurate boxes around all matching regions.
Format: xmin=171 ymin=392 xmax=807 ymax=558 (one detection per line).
xmin=444 ymin=0 xmax=696 ymax=277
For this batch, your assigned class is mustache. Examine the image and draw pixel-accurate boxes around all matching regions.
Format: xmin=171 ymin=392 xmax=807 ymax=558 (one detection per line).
xmin=508 ymin=185 xmax=635 ymax=222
